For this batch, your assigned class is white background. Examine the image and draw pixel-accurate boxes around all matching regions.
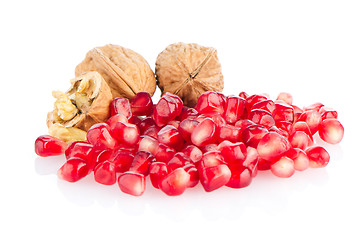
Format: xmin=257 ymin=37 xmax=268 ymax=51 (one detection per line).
xmin=1 ymin=0 xmax=361 ymax=239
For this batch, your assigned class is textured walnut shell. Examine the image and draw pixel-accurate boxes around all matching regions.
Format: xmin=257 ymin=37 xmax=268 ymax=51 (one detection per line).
xmin=75 ymin=44 xmax=157 ymax=99
xmin=155 ymin=42 xmax=224 ymax=107
xmin=46 ymin=71 xmax=113 ymax=132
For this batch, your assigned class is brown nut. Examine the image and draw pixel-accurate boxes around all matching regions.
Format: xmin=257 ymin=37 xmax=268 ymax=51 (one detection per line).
xmin=75 ymin=44 xmax=157 ymax=99
xmin=46 ymin=71 xmax=113 ymax=142
xmin=155 ymin=42 xmax=224 ymax=107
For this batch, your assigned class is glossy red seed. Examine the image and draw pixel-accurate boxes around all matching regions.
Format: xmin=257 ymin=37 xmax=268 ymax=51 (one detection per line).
xmin=218 ymin=140 xmax=247 ymax=166
xmin=199 ymin=164 xmax=231 ymax=192
xmin=159 ymin=168 xmax=190 ymax=196
xmin=137 ymin=117 xmax=156 ymax=134
xmin=153 ymin=97 xmax=178 ymax=127
xmin=178 ymin=118 xmax=199 ymax=142
xmin=276 ymin=92 xmax=293 ymax=105
xmin=143 ymin=125 xmax=160 ymax=139
xmin=257 ymin=158 xmax=271 ymax=170
xmin=224 ymin=96 xmax=246 ymax=124
xmin=110 ymin=98 xmax=132 ymax=119
xmin=248 ymin=109 xmax=275 ymax=128
xmin=274 ymin=102 xmax=294 ymax=123
xmin=319 ymin=107 xmax=338 ymax=120
xmin=251 ymin=99 xmax=276 ymax=116
xmin=218 ymin=124 xmax=242 ymax=143
xmin=90 ymin=148 xmax=113 ymax=170
xmin=257 ymin=132 xmax=291 ymax=161
xmin=276 ymin=121 xmax=295 ymax=137
xmin=87 ymin=123 xmax=117 ymax=149
xmin=191 ymin=118 xmax=217 ymax=147
xmin=235 ymin=119 xmax=256 ymax=132
xmin=293 ymin=121 xmax=312 ymax=138
xmin=181 ymin=145 xmax=203 ymax=163
xmin=167 ymin=152 xmax=192 ymax=171
xmin=111 ymin=150 xmax=134 ymax=173
xmin=198 ymin=151 xmax=226 ymax=169
xmin=118 ymin=171 xmax=146 ymax=196
xmin=200 ymin=143 xmax=219 ymax=153
xmin=196 ymin=91 xmax=226 ymax=114
xmin=304 ymin=102 xmax=324 ymax=112
xmin=289 ymin=131 xmax=313 ymax=150
xmin=238 ymin=91 xmax=249 ymax=99
xmin=129 ymin=151 xmax=155 ymax=175
xmin=245 ymin=94 xmax=268 ymax=112
xmin=285 ymin=148 xmax=309 ymax=171
xmin=183 ymin=164 xmax=199 ymax=188
xmin=305 ymin=146 xmax=330 ymax=168
xmin=157 ymin=125 xmax=184 ymax=150
xmin=138 ymin=135 xmax=159 ymax=156
xmin=58 ymin=157 xmax=89 ymax=182
xmin=163 ymin=92 xmax=183 ymax=116
xmin=106 ymin=114 xmax=128 ymax=129
xmin=318 ymin=119 xmax=344 ymax=144
xmin=35 ymin=135 xmax=67 ymax=157
xmin=111 ymin=122 xmax=140 ymax=146
xmin=196 ymin=112 xmax=226 ymax=128
xmin=155 ymin=143 xmax=176 ymax=163
xmin=226 ymin=167 xmax=252 ymax=189
xmin=297 ymin=110 xmax=322 ymax=135
xmin=131 ymin=92 xmax=153 ymax=116
xmin=177 ymin=106 xmax=199 ymax=121
xmin=65 ymin=141 xmax=95 ymax=168
xmin=244 ymin=147 xmax=259 ymax=177
xmin=94 ymin=161 xmax=117 ymax=185
xmin=149 ymin=162 xmax=168 ymax=189
xmin=241 ymin=124 xmax=269 ymax=148
xmin=271 ymin=156 xmax=295 ymax=178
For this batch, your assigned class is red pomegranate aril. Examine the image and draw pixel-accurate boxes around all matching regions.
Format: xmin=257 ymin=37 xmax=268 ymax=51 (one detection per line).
xmin=118 ymin=171 xmax=146 ymax=196
xmin=257 ymin=132 xmax=291 ymax=161
xmin=218 ymin=140 xmax=247 ymax=166
xmin=319 ymin=107 xmax=338 ymax=120
xmin=65 ymin=141 xmax=93 ymax=160
xmin=149 ymin=162 xmax=168 ymax=189
xmin=94 ymin=161 xmax=117 ymax=185
xmin=276 ymin=121 xmax=295 ymax=137
xmin=183 ymin=164 xmax=199 ymax=188
xmin=199 ymin=164 xmax=231 ymax=192
xmin=157 ymin=125 xmax=184 ymax=150
xmin=285 ymin=148 xmax=309 ymax=171
xmin=235 ymin=119 xmax=256 ymax=132
xmin=159 ymin=168 xmax=190 ymax=196
xmin=110 ymin=97 xmax=132 ymax=119
xmin=58 ymin=157 xmax=89 ymax=182
xmin=292 ymin=105 xmax=304 ymax=120
xmin=177 ymin=106 xmax=199 ymax=121
xmin=269 ymin=126 xmax=289 ymax=138
xmin=238 ymin=91 xmax=248 ymax=99
xmin=167 ymin=152 xmax=192 ymax=171
xmin=138 ymin=135 xmax=159 ymax=156
xmin=297 ymin=110 xmax=322 ymax=135
xmin=305 ymin=146 xmax=330 ymax=168
xmin=155 ymin=143 xmax=176 ymax=163
xmin=163 ymin=92 xmax=183 ymax=116
xmin=179 ymin=118 xmax=199 ymax=142
xmin=304 ymin=102 xmax=324 ymax=112
xmin=248 ymin=109 xmax=275 ymax=128
xmin=318 ymin=119 xmax=344 ymax=144
xmin=245 ymin=94 xmax=268 ymax=112
xmin=271 ymin=156 xmax=295 ymax=178
xmin=198 ymin=151 xmax=226 ymax=169
xmin=276 ymin=92 xmax=293 ymax=105
xmin=289 ymin=131 xmax=313 ymax=150
xmin=201 ymin=143 xmax=219 ymax=153
xmin=129 ymin=151 xmax=155 ymax=175
xmin=241 ymin=124 xmax=269 ymax=148
xmin=153 ymin=97 xmax=177 ymax=127
xmin=226 ymin=167 xmax=252 ymax=189
xmin=35 ymin=135 xmax=67 ymax=157
xmin=181 ymin=145 xmax=203 ymax=163
xmin=131 ymin=92 xmax=153 ymax=116
xmin=224 ymin=96 xmax=246 ymax=124
xmin=137 ymin=117 xmax=156 ymax=134
xmin=197 ymin=112 xmax=226 ymax=128
xmin=218 ymin=124 xmax=242 ymax=143
xmin=251 ymin=99 xmax=276 ymax=116
xmin=111 ymin=150 xmax=134 ymax=173
xmin=293 ymin=121 xmax=312 ymax=138
xmin=90 ymin=148 xmax=113 ymax=170
xmin=274 ymin=102 xmax=294 ymax=123
xmin=244 ymin=147 xmax=259 ymax=177
xmin=257 ymin=158 xmax=271 ymax=170
xmin=87 ymin=123 xmax=117 ymax=149
xmin=196 ymin=91 xmax=226 ymax=114
xmin=191 ymin=118 xmax=217 ymax=147
xmin=143 ymin=125 xmax=160 ymax=139
xmin=111 ymin=122 xmax=140 ymax=146
xmin=106 ymin=114 xmax=128 ymax=129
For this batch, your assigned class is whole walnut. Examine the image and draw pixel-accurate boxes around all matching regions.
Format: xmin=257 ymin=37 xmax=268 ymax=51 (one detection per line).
xmin=155 ymin=42 xmax=224 ymax=107
xmin=76 ymin=44 xmax=157 ymax=99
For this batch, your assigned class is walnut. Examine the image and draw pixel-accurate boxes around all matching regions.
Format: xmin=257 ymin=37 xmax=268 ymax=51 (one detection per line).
xmin=75 ymin=44 xmax=157 ymax=99
xmin=155 ymin=42 xmax=224 ymax=107
xmin=46 ymin=71 xmax=113 ymax=142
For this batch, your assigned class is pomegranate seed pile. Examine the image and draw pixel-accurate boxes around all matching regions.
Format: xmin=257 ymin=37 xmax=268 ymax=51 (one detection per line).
xmin=35 ymin=91 xmax=344 ymax=196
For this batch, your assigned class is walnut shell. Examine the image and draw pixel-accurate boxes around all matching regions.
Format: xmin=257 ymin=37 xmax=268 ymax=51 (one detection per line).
xmin=155 ymin=42 xmax=224 ymax=107
xmin=75 ymin=44 xmax=157 ymax=99
xmin=47 ymin=71 xmax=113 ymax=132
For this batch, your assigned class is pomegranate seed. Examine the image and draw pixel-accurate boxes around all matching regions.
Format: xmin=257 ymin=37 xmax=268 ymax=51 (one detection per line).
xmin=177 ymin=106 xmax=199 ymax=121
xmin=319 ymin=106 xmax=338 ymax=120
xmin=293 ymin=121 xmax=312 ymax=138
xmin=200 ymin=143 xmax=219 ymax=153
xmin=167 ymin=152 xmax=192 ymax=171
xmin=199 ymin=164 xmax=231 ymax=192
xmin=305 ymin=146 xmax=330 ymax=168
xmin=257 ymin=158 xmax=271 ymax=170
xmin=149 ymin=162 xmax=168 ymax=189
xmin=58 ymin=157 xmax=89 ymax=182
xmin=137 ymin=117 xmax=156 ymax=134
xmin=90 ymin=148 xmax=113 ymax=170
xmin=297 ymin=110 xmax=322 ymax=135
xmin=257 ymin=132 xmax=291 ymax=161
xmin=111 ymin=122 xmax=140 ymax=146
xmin=138 ymin=135 xmax=159 ymax=156
xmin=269 ymin=126 xmax=289 ymax=138
xmin=218 ymin=124 xmax=242 ymax=143
xmin=131 ymin=92 xmax=153 ymax=116
xmin=289 ymin=131 xmax=313 ymax=150
xmin=159 ymin=168 xmax=190 ymax=196
xmin=155 ymin=143 xmax=176 ymax=163
xmin=35 ymin=135 xmax=67 ymax=157
xmin=106 ymin=114 xmax=128 ymax=129
xmin=153 ymin=97 xmax=178 ymax=127
xmin=197 ymin=112 xmax=226 ymax=128
xmin=292 ymin=105 xmax=304 ymax=120
xmin=238 ymin=91 xmax=249 ymax=99
xmin=196 ymin=91 xmax=226 ymax=114
xmin=168 ymin=120 xmax=180 ymax=128
xmin=163 ymin=92 xmax=183 ymax=116
xmin=244 ymin=147 xmax=259 ymax=177
xmin=251 ymin=99 xmax=276 ymax=116
xmin=129 ymin=151 xmax=155 ymax=175
xmin=285 ymin=148 xmax=309 ymax=171
xmin=179 ymin=118 xmax=199 ymax=143
xmin=157 ymin=125 xmax=184 ymax=150
xmin=111 ymin=150 xmax=134 ymax=173
xmin=245 ymin=94 xmax=268 ymax=112
xmin=224 ymin=96 xmax=246 ymax=124
xmin=198 ymin=151 xmax=226 ymax=169
xmin=276 ymin=92 xmax=293 ymax=105
xmin=94 ymin=161 xmax=117 ymax=185
xmin=271 ymin=156 xmax=295 ymax=178
xmin=87 ymin=123 xmax=117 ymax=149
xmin=226 ymin=167 xmax=252 ymax=189
xmin=143 ymin=125 xmax=160 ymax=139
xmin=218 ymin=140 xmax=247 ymax=166
xmin=241 ymin=124 xmax=269 ymax=148
xmin=191 ymin=118 xmax=217 ymax=147
xmin=65 ymin=141 xmax=95 ymax=168
xmin=118 ymin=171 xmax=146 ymax=196
xmin=109 ymin=97 xmax=132 ymax=119
xmin=276 ymin=121 xmax=295 ymax=137
xmin=248 ymin=109 xmax=275 ymax=128
xmin=181 ymin=145 xmax=203 ymax=163
xmin=274 ymin=102 xmax=294 ymax=123
xmin=318 ymin=119 xmax=344 ymax=144
xmin=183 ymin=164 xmax=199 ymax=188
xmin=235 ymin=119 xmax=256 ymax=132
xmin=304 ymin=102 xmax=324 ymax=112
